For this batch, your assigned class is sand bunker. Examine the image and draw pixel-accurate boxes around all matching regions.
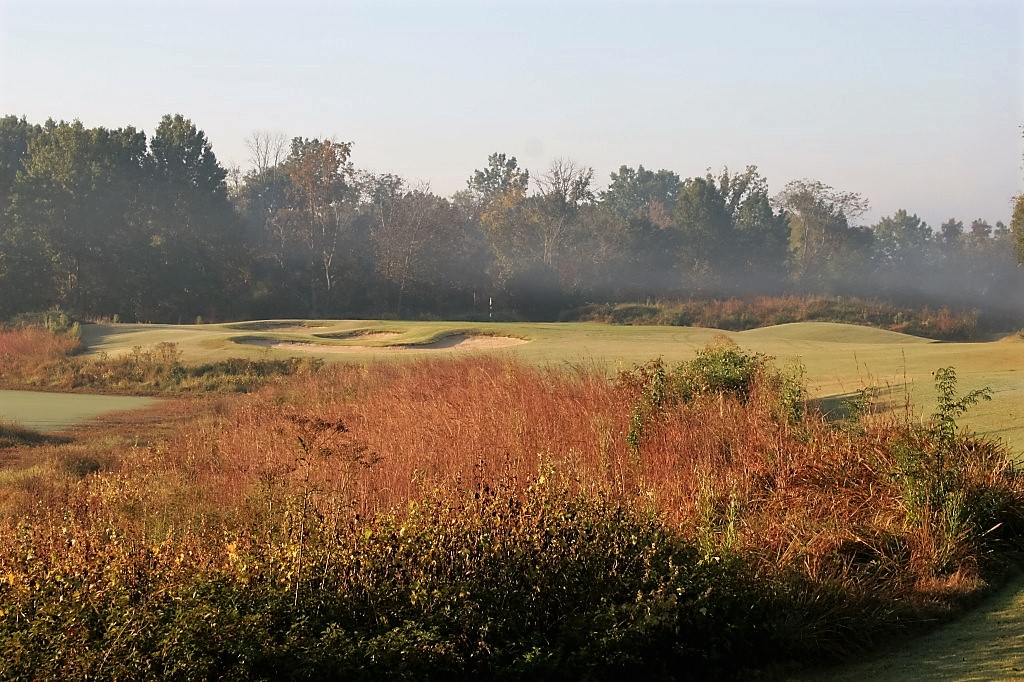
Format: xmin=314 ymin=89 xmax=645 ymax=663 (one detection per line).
xmin=242 ymin=334 xmax=527 ymax=354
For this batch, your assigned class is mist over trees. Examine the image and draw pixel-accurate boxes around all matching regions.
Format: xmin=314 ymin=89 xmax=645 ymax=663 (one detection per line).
xmin=1 ymin=113 xmax=1022 ymax=324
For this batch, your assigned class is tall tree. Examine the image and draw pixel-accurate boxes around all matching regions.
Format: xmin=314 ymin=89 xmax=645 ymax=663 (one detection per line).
xmin=1014 ymin=127 xmax=1024 ymax=264
xmin=0 ymin=116 xmax=41 ymax=215
xmin=870 ymin=209 xmax=933 ymax=297
xmin=477 ymin=178 xmax=542 ymax=289
xmin=366 ymin=176 xmax=483 ymax=316
xmin=234 ymin=131 xmax=293 ymax=278
xmin=8 ymin=120 xmax=149 ymax=316
xmin=470 ymin=153 xmax=537 ymax=297
xmin=467 ymin=152 xmax=529 ymax=207
xmin=533 ymin=158 xmax=594 ymax=270
xmin=937 ymin=218 xmax=964 ymax=251
xmin=1012 ymin=194 xmax=1024 ymax=264
xmin=721 ymin=166 xmax=790 ymax=292
xmin=594 ymin=166 xmax=681 ymax=297
xmin=672 ymin=166 xmax=790 ymax=295
xmin=237 ymin=130 xmax=290 ymax=246
xmin=872 ymin=210 xmax=931 ymax=264
xmin=148 ymin=114 xmax=242 ymax=321
xmin=0 ymin=116 xmax=44 ymax=316
xmin=674 ymin=175 xmax=732 ymax=293
xmin=366 ymin=174 xmax=426 ymax=316
xmin=274 ymin=137 xmax=356 ymax=312
xmin=775 ymin=179 xmax=870 ymax=291
xmin=958 ymin=217 xmax=1017 ymax=307
xmin=602 ymin=165 xmax=680 ymax=222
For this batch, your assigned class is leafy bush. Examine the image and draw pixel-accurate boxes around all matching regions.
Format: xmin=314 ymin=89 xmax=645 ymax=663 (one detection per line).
xmin=881 ymin=368 xmax=1022 ymax=577
xmin=624 ymin=341 xmax=804 ymax=454
xmin=0 ymin=476 xmax=860 ymax=680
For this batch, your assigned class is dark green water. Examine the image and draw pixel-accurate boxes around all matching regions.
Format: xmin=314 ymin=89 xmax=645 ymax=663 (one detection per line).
xmin=0 ymin=390 xmax=159 ymax=432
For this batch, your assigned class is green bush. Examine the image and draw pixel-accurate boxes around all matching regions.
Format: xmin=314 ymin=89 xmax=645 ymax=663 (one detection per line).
xmin=625 ymin=342 xmax=805 ymax=454
xmin=882 ymin=368 xmax=1023 ymax=577
xmin=0 ymin=476 xmax=866 ymax=680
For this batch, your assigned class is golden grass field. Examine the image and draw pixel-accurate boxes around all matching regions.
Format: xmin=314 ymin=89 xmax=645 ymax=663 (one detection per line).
xmin=0 ymin=319 xmax=1019 ymax=679
xmin=79 ymin=319 xmax=1024 ymax=453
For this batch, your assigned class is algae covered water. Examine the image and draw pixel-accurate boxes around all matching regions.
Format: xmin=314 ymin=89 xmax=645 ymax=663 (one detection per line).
xmin=0 ymin=390 xmax=159 ymax=432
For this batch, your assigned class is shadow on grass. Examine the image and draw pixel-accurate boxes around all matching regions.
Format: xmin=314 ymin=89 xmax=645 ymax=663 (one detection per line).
xmin=0 ymin=422 xmax=72 ymax=449
xmin=811 ymin=384 xmax=911 ymax=423
xmin=809 ymin=569 xmax=1024 ymax=681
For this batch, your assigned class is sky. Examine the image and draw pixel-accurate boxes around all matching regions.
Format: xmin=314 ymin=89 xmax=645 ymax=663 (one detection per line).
xmin=1 ymin=0 xmax=1022 ymax=228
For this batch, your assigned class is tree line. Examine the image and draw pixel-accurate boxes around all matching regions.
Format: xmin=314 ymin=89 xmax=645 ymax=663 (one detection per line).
xmin=1 ymin=114 xmax=1022 ymax=323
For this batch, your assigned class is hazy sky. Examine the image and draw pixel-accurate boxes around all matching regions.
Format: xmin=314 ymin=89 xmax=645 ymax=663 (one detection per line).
xmin=2 ymin=0 xmax=1021 ymax=228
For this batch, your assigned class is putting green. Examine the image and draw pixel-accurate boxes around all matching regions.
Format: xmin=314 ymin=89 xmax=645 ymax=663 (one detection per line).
xmin=77 ymin=320 xmax=1024 ymax=453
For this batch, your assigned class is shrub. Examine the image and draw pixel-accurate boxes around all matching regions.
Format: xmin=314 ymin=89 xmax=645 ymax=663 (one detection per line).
xmin=624 ymin=341 xmax=804 ymax=454
xmin=881 ymin=368 xmax=1020 ymax=578
xmin=0 ymin=476 xmax=842 ymax=680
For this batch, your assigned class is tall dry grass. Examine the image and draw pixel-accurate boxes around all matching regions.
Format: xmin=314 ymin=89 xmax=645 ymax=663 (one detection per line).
xmin=119 ymin=354 xmax=1018 ymax=597
xmin=1 ymin=351 xmax=1021 ymax=677
xmin=0 ymin=325 xmax=80 ymax=364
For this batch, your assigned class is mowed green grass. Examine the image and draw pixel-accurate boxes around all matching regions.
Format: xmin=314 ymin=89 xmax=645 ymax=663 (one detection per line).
xmin=78 ymin=320 xmax=1024 ymax=453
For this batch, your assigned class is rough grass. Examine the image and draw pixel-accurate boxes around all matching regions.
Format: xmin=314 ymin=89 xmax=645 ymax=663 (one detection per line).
xmin=568 ymin=296 xmax=988 ymax=340
xmin=6 ymin=320 xmax=1024 ymax=450
xmin=64 ymin=318 xmax=1024 ymax=452
xmin=0 ymin=332 xmax=321 ymax=396
xmin=0 ymin=325 xmax=81 ymax=368
xmin=0 ymin=351 xmax=1021 ymax=678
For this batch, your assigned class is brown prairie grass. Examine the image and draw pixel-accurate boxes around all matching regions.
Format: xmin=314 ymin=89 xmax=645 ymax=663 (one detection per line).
xmin=0 ymin=325 xmax=80 ymax=363
xmin=0 ymin=352 xmax=1021 ymax=677
xmin=122 ymin=354 xmax=1019 ymax=597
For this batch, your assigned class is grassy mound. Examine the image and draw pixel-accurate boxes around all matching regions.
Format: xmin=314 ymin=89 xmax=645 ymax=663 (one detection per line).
xmin=570 ymin=296 xmax=989 ymax=340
